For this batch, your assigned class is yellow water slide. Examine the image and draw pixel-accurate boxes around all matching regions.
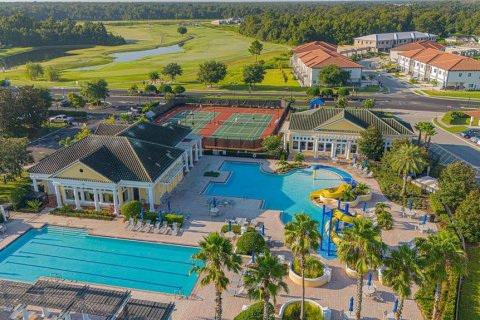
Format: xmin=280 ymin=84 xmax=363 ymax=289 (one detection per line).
xmin=310 ymin=183 xmax=350 ymax=200
xmin=324 ymin=209 xmax=360 ymax=246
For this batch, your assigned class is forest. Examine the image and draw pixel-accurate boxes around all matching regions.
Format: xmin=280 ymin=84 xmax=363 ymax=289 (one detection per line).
xmin=0 ymin=15 xmax=125 ymax=47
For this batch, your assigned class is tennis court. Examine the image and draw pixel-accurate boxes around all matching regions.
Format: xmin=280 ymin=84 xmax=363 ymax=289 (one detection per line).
xmin=211 ymin=113 xmax=274 ymax=139
xmin=164 ymin=109 xmax=217 ymax=133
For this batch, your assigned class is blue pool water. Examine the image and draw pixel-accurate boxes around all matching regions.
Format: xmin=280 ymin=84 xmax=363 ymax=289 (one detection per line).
xmin=204 ymin=161 xmax=351 ymax=223
xmin=0 ymin=226 xmax=201 ymax=294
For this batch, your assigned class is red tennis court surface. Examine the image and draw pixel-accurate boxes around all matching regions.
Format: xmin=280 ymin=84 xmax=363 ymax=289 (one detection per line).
xmin=157 ymin=105 xmax=283 ymax=140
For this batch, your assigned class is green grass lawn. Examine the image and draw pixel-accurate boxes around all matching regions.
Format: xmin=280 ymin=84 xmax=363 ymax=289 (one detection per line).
xmin=459 ymin=245 xmax=480 ymax=320
xmin=433 ymin=117 xmax=469 ymax=133
xmin=423 ymin=90 xmax=480 ymax=100
xmin=0 ymin=175 xmax=30 ymax=204
xmin=2 ymin=20 xmax=299 ymax=92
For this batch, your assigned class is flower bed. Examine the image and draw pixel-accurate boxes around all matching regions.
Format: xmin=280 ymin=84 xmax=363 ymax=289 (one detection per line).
xmin=279 ymin=299 xmax=330 ymax=320
xmin=289 ymin=257 xmax=331 ymax=287
xmin=220 ymin=224 xmax=255 ymax=234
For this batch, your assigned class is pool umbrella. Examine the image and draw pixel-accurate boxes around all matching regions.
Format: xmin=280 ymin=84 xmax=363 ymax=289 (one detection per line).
xmin=393 ymin=298 xmax=399 ymax=313
xmin=367 ymin=272 xmax=372 ymax=286
xmin=363 ymin=158 xmax=368 ymax=167
xmin=251 ymin=250 xmax=255 ymax=264
xmin=353 ymin=154 xmax=357 ymax=165
xmin=409 ymin=199 xmax=413 ymax=210
xmin=140 ymin=207 xmax=144 ymax=220
xmin=158 ymin=210 xmax=162 ymax=221
xmin=261 ymin=224 xmax=265 ymax=236
xmin=363 ymin=201 xmax=367 ymax=213
xmin=0 ymin=205 xmax=6 ymax=222
xmin=212 ymin=197 xmax=217 ymax=208
xmin=345 ymin=203 xmax=349 ymax=214
xmin=338 ymin=199 xmax=341 ymax=209
xmin=349 ymin=297 xmax=354 ymax=312
xmin=167 ymin=200 xmax=171 ymax=212
xmin=422 ymin=214 xmax=428 ymax=225
xmin=228 ymin=220 xmax=232 ymax=232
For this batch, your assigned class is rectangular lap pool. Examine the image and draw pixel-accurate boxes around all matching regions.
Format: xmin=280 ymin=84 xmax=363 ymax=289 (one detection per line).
xmin=0 ymin=226 xmax=201 ymax=295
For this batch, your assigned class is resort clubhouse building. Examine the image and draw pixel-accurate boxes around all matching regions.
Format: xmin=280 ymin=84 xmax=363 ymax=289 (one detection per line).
xmin=27 ymin=121 xmax=203 ymax=214
xmin=286 ymin=108 xmax=415 ymax=159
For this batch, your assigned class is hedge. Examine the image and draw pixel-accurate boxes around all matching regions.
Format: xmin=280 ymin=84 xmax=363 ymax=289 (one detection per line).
xmin=430 ymin=192 xmax=446 ymax=216
xmin=220 ymin=224 xmax=255 ymax=234
xmin=50 ymin=206 xmax=114 ymax=220
xmin=233 ymin=302 xmax=274 ymax=320
xmin=283 ymin=301 xmax=324 ymax=320
xmin=236 ymin=232 xmax=266 ymax=255
xmin=292 ymin=256 xmax=324 ymax=278
xmin=163 ymin=213 xmax=185 ymax=227
xmin=121 ymin=201 xmax=143 ymax=220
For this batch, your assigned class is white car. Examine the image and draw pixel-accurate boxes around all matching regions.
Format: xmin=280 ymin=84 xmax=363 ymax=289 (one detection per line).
xmin=470 ymin=136 xmax=480 ymax=143
xmin=49 ymin=115 xmax=74 ymax=124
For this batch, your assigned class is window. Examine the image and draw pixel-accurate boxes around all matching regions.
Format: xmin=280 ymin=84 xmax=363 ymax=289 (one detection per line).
xmin=468 ymin=73 xmax=472 ymax=77
xmin=84 ymin=190 xmax=95 ymax=202
xmin=300 ymin=141 xmax=306 ymax=151
xmin=459 ymin=73 xmax=462 ymax=77
xmin=307 ymin=141 xmax=314 ymax=151
xmin=65 ymin=188 xmax=74 ymax=200
xmin=292 ymin=140 xmax=299 ymax=150
xmin=122 ymin=187 xmax=129 ymax=203
xmin=102 ymin=192 xmax=113 ymax=203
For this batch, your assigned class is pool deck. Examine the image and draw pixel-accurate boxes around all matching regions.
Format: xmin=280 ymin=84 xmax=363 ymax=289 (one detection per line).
xmin=0 ymin=155 xmax=433 ymax=320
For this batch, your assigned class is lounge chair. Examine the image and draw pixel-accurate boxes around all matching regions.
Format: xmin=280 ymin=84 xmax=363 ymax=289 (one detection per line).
xmin=141 ymin=220 xmax=152 ymax=232
xmin=171 ymin=222 xmax=178 ymax=235
xmin=132 ymin=219 xmax=143 ymax=231
xmin=158 ymin=221 xmax=168 ymax=234
xmin=125 ymin=218 xmax=134 ymax=229
xmin=151 ymin=221 xmax=160 ymax=233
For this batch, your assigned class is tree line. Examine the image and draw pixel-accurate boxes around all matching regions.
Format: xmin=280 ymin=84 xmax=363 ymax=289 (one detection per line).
xmin=0 ymin=14 xmax=125 ymax=47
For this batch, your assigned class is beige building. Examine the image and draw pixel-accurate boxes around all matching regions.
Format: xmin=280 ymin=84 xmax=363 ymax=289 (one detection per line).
xmin=286 ymin=108 xmax=415 ymax=159
xmin=354 ymin=31 xmax=437 ymax=52
xmin=389 ymin=40 xmax=445 ymax=62
xmin=28 ymin=122 xmax=203 ymax=214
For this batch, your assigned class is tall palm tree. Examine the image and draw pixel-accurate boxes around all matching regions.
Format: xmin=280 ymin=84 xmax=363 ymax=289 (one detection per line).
xmin=390 ymin=144 xmax=428 ymax=197
xmin=382 ymin=245 xmax=424 ymax=320
xmin=284 ymin=213 xmax=321 ymax=320
xmin=337 ymin=218 xmax=385 ymax=320
xmin=423 ymin=124 xmax=437 ymax=150
xmin=418 ymin=231 xmax=467 ymax=320
xmin=190 ymin=232 xmax=242 ymax=320
xmin=414 ymin=122 xmax=430 ymax=146
xmin=243 ymin=250 xmax=289 ymax=320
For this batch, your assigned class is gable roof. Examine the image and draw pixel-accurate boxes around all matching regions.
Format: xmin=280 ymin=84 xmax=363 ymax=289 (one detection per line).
xmin=399 ymin=48 xmax=480 ymax=71
xmin=28 ymin=135 xmax=185 ymax=183
xmin=391 ymin=40 xmax=445 ymax=52
xmin=294 ymin=42 xmax=362 ymax=69
xmin=356 ymin=31 xmax=436 ymax=42
xmin=289 ymin=108 xmax=414 ymax=136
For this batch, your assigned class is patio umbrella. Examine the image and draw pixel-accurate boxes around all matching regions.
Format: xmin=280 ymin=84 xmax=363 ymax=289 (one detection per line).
xmin=345 ymin=203 xmax=349 ymax=214
xmin=0 ymin=205 xmax=6 ymax=223
xmin=140 ymin=207 xmax=144 ymax=220
xmin=353 ymin=154 xmax=357 ymax=165
xmin=251 ymin=250 xmax=255 ymax=264
xmin=228 ymin=220 xmax=232 ymax=232
xmin=367 ymin=272 xmax=372 ymax=286
xmin=158 ymin=210 xmax=162 ymax=221
xmin=409 ymin=199 xmax=413 ymax=210
xmin=338 ymin=199 xmax=341 ymax=209
xmin=393 ymin=298 xmax=399 ymax=313
xmin=212 ymin=197 xmax=217 ymax=208
xmin=363 ymin=201 xmax=367 ymax=213
xmin=349 ymin=297 xmax=354 ymax=312
xmin=261 ymin=224 xmax=265 ymax=236
xmin=167 ymin=200 xmax=171 ymax=212
xmin=363 ymin=158 xmax=368 ymax=167
xmin=422 ymin=214 xmax=428 ymax=225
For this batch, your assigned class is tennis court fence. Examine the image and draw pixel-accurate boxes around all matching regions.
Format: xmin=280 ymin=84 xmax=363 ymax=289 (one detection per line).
xmin=203 ymin=137 xmax=264 ymax=150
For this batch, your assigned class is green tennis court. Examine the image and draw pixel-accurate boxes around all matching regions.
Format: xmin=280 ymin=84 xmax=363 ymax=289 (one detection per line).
xmin=211 ymin=113 xmax=274 ymax=139
xmin=166 ymin=110 xmax=217 ymax=133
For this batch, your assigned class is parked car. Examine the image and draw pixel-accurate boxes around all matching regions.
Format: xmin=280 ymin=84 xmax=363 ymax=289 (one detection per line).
xmin=387 ymin=68 xmax=400 ymax=73
xmin=460 ymin=129 xmax=480 ymax=139
xmin=49 ymin=114 xmax=74 ymax=124
xmin=470 ymin=135 xmax=480 ymax=143
xmin=60 ymin=99 xmax=70 ymax=108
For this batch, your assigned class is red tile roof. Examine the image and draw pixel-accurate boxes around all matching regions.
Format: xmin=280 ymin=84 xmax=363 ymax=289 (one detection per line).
xmin=391 ymin=40 xmax=445 ymax=52
xmin=294 ymin=42 xmax=362 ymax=69
xmin=399 ymin=48 xmax=480 ymax=71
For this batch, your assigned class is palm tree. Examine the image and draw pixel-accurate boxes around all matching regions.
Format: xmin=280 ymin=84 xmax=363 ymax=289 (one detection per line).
xmin=382 ymin=245 xmax=424 ymax=320
xmin=337 ymin=218 xmax=385 ymax=320
xmin=418 ymin=231 xmax=467 ymax=320
xmin=390 ymin=144 xmax=428 ymax=197
xmin=353 ymin=182 xmax=370 ymax=196
xmin=423 ymin=124 xmax=437 ymax=150
xmin=375 ymin=202 xmax=393 ymax=230
xmin=190 ymin=232 xmax=242 ymax=320
xmin=243 ymin=250 xmax=289 ymax=320
xmin=284 ymin=213 xmax=321 ymax=320
xmin=414 ymin=122 xmax=425 ymax=146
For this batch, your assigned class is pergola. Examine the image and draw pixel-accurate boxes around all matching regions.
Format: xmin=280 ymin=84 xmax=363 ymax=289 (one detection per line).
xmin=463 ymin=110 xmax=480 ymax=126
xmin=0 ymin=280 xmax=174 ymax=320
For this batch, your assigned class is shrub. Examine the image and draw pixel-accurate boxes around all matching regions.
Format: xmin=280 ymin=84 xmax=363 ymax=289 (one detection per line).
xmin=144 ymin=211 xmax=159 ymax=223
xmin=442 ymin=111 xmax=469 ymax=125
xmin=26 ymin=199 xmax=43 ymax=212
xmin=10 ymin=187 xmax=29 ymax=209
xmin=163 ymin=213 xmax=185 ymax=227
xmin=429 ymin=192 xmax=446 ymax=216
xmin=236 ymin=231 xmax=265 ymax=255
xmin=282 ymin=301 xmax=324 ymax=320
xmin=121 ymin=200 xmax=143 ymax=220
xmin=336 ymin=87 xmax=350 ymax=96
xmin=220 ymin=224 xmax=255 ymax=234
xmin=321 ymin=88 xmax=333 ymax=97
xmin=234 ymin=301 xmax=274 ymax=320
xmin=292 ymin=256 xmax=324 ymax=278
xmin=50 ymin=206 xmax=113 ymax=220
xmin=377 ymin=211 xmax=393 ymax=230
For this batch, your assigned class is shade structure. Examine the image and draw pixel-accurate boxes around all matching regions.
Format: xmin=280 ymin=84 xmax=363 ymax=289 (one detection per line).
xmin=349 ymin=297 xmax=354 ymax=312
xmin=140 ymin=207 xmax=144 ymax=220
xmin=228 ymin=220 xmax=232 ymax=232
xmin=367 ymin=272 xmax=372 ymax=286
xmin=393 ymin=298 xmax=399 ymax=313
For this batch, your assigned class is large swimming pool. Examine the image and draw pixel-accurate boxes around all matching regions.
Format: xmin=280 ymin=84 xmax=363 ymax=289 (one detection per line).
xmin=204 ymin=161 xmax=351 ymax=223
xmin=0 ymin=226 xmax=201 ymax=295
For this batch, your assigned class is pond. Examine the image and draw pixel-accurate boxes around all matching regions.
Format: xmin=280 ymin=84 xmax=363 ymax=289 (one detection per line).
xmin=72 ymin=44 xmax=184 ymax=71
xmin=0 ymin=46 xmax=81 ymax=69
